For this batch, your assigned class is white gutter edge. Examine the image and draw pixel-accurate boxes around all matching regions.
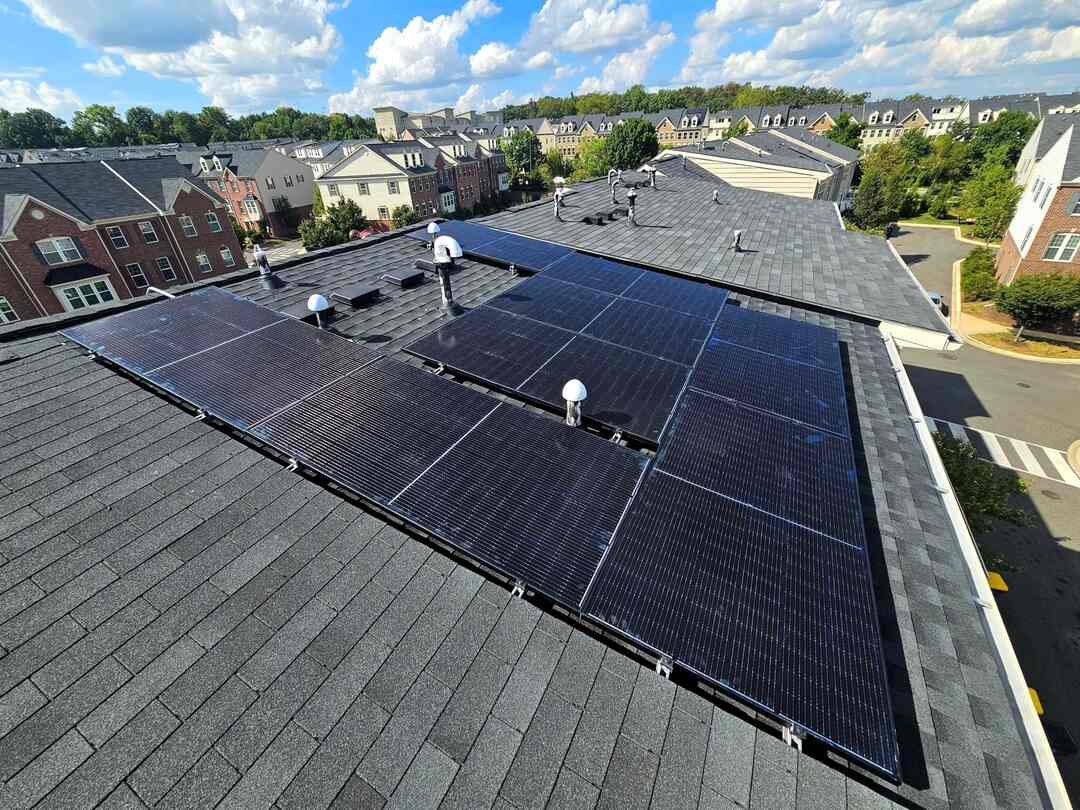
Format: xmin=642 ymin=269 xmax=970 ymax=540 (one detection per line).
xmin=833 ymin=201 xmax=843 ymax=230
xmin=885 ymin=238 xmax=958 ymax=340
xmin=882 ymin=332 xmax=1069 ymax=810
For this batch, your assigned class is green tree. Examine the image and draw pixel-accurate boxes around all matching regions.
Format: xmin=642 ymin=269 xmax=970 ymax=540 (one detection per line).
xmin=298 ymin=199 xmax=366 ymax=250
xmin=920 ymin=133 xmax=969 ymax=185
xmin=995 ymin=274 xmax=1080 ymax=338
xmin=852 ymin=170 xmax=890 ymax=230
xmin=605 ymin=117 xmax=659 ymax=170
xmin=897 ymin=129 xmax=932 ymax=175
xmin=571 ymin=136 xmax=610 ymax=180
xmin=125 ymin=106 xmax=163 ymax=144
xmin=959 ymin=162 xmax=1021 ymax=240
xmin=967 ymin=110 xmax=1037 ymax=167
xmin=504 ymin=130 xmax=543 ymax=181
xmin=390 ymin=204 xmax=421 ymax=229
xmin=2 ymin=108 xmax=71 ymax=148
xmin=71 ymin=104 xmax=127 ymax=146
xmin=960 ymin=246 xmax=999 ymax=301
xmin=541 ymin=149 xmax=572 ymax=186
xmin=725 ymin=119 xmax=749 ymax=139
xmin=824 ymin=112 xmax=862 ymax=150
xmin=934 ymin=434 xmax=1030 ymax=535
xmin=312 ymin=183 xmax=325 ymax=218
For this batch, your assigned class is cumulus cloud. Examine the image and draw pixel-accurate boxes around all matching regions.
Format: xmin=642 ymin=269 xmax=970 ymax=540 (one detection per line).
xmin=955 ymin=0 xmax=1074 ymax=36
xmin=82 ymin=55 xmax=126 ymax=77
xmin=455 ymin=83 xmax=518 ymax=111
xmin=523 ymin=0 xmax=652 ymax=55
xmin=470 ymin=42 xmax=518 ymax=78
xmin=0 ymin=78 xmax=81 ymax=115
xmin=525 ymin=51 xmax=555 ymax=69
xmin=578 ymin=28 xmax=674 ymax=93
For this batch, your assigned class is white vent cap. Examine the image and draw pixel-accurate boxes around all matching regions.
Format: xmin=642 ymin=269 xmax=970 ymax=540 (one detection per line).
xmin=434 ymin=235 xmax=463 ymax=262
xmin=562 ymin=379 xmax=587 ymax=402
xmin=307 ymin=294 xmax=330 ymax=312
xmin=427 ymin=222 xmax=441 ymax=235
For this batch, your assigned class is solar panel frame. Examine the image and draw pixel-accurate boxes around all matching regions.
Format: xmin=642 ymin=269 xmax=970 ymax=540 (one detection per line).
xmin=542 ymin=253 xmax=644 ymax=295
xmin=583 ymin=470 xmax=898 ymax=779
xmin=583 ymin=298 xmax=712 ymax=365
xmin=403 ymin=219 xmax=507 ymax=251
xmin=469 ymin=233 xmax=574 ymax=270
xmin=485 ymin=275 xmax=616 ymax=332
xmin=709 ymin=306 xmax=842 ymax=370
xmin=391 ymin=403 xmax=649 ymax=605
xmin=621 ymin=272 xmax=729 ymax=320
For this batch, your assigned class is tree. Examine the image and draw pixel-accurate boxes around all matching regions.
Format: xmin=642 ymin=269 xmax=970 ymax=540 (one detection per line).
xmin=852 ymin=171 xmax=890 ymax=230
xmin=958 ymin=162 xmax=1021 ymax=240
xmin=298 ymin=199 xmax=366 ymax=250
xmin=2 ymin=108 xmax=71 ymax=148
xmin=934 ymin=434 xmax=1030 ymax=535
xmin=543 ymin=149 xmax=572 ymax=179
xmin=995 ymin=274 xmax=1080 ymax=338
xmin=504 ymin=130 xmax=542 ymax=181
xmin=960 ymin=246 xmax=998 ymax=301
xmin=824 ymin=112 xmax=862 ymax=150
xmin=312 ymin=184 xmax=325 ymax=218
xmin=920 ymin=133 xmax=969 ymax=186
xmin=71 ymin=104 xmax=127 ymax=147
xmin=897 ymin=129 xmax=931 ymax=174
xmin=572 ymin=136 xmax=610 ymax=180
xmin=605 ymin=117 xmax=659 ymax=170
xmin=725 ymin=119 xmax=749 ymax=139
xmin=967 ymin=110 xmax=1037 ymax=167
xmin=125 ymin=106 xmax=163 ymax=144
xmin=391 ymin=205 xmax=421 ymax=229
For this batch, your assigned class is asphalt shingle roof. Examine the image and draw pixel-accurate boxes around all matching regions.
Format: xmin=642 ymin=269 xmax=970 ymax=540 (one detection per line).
xmin=481 ymin=169 xmax=950 ymax=335
xmin=0 ymin=230 xmax=1041 ymax=809
xmin=16 ymin=161 xmax=152 ymax=221
xmin=0 ymin=168 xmax=89 ymax=234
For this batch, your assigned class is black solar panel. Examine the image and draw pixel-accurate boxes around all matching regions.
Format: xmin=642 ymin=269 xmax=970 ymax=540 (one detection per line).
xmin=486 ymin=276 xmax=615 ymax=332
xmin=60 ymin=287 xmax=281 ymax=374
xmin=657 ymin=390 xmax=864 ymax=546
xmin=405 ymin=307 xmax=571 ymax=389
xmin=519 ymin=337 xmax=689 ymax=442
xmin=392 ymin=404 xmax=648 ymax=604
xmin=252 ymin=358 xmax=497 ymax=503
xmin=711 ymin=307 xmax=841 ymax=370
xmin=690 ymin=341 xmax=850 ymax=436
xmin=584 ymin=299 xmax=711 ymax=365
xmin=622 ymin=273 xmax=729 ymax=320
xmin=472 ymin=234 xmax=574 ymax=270
xmin=403 ymin=219 xmax=506 ymax=250
xmin=146 ymin=319 xmax=378 ymax=430
xmin=542 ymin=253 xmax=643 ymax=295
xmin=584 ymin=471 xmax=897 ymax=778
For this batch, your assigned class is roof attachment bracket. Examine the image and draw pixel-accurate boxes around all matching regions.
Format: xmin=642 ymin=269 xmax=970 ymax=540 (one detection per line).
xmin=782 ymin=724 xmax=804 ymax=752
xmin=433 ymin=363 xmax=446 ymax=375
xmin=286 ymin=458 xmax=300 ymax=473
xmin=610 ymin=430 xmax=624 ymax=444
xmin=655 ymin=656 xmax=673 ymax=679
xmin=194 ymin=409 xmax=208 ymax=421
xmin=510 ymin=581 xmax=526 ymax=599
xmin=508 ymin=263 xmax=519 ymax=276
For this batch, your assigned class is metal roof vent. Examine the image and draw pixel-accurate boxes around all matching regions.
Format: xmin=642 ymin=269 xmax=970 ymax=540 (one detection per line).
xmin=626 ymin=188 xmax=638 ymax=225
xmin=731 ymin=229 xmax=742 ymax=252
xmin=562 ymin=379 xmax=587 ymax=426
xmin=307 ymin=294 xmax=331 ymax=328
xmin=433 ymin=235 xmax=464 ymax=316
xmin=254 ymin=244 xmax=285 ymax=290
xmin=426 ymin=221 xmax=441 ymax=247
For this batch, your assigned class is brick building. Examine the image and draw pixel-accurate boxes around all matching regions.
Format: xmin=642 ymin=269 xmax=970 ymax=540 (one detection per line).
xmin=0 ymin=157 xmax=241 ymax=324
xmin=995 ymin=113 xmax=1080 ymax=283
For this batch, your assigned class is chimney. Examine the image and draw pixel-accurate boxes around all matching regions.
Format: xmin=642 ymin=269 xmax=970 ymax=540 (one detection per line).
xmin=562 ymin=379 xmax=587 ymax=426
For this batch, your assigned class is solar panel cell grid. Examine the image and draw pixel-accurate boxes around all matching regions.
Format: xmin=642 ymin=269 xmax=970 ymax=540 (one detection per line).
xmin=404 ymin=219 xmax=507 ymax=250
xmin=583 ymin=298 xmax=712 ymax=365
xmin=542 ymin=253 xmax=643 ymax=295
xmin=622 ymin=272 xmax=729 ymax=320
xmin=472 ymin=233 xmax=574 ymax=270
xmin=485 ymin=275 xmax=616 ymax=332
xmin=392 ymin=403 xmax=648 ymax=605
xmin=710 ymin=306 xmax=841 ymax=370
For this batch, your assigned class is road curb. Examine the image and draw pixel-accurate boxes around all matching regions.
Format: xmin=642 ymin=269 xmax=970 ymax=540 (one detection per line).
xmin=1069 ymin=441 xmax=1080 ymax=476
xmin=898 ymin=221 xmax=1001 ymax=248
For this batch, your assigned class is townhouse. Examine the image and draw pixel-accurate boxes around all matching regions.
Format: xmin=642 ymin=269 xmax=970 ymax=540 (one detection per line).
xmin=995 ymin=112 xmax=1080 ymax=283
xmin=0 ymin=156 xmax=242 ymax=324
xmin=289 ymin=139 xmax=379 ymax=178
xmin=373 ymin=105 xmax=503 ymax=141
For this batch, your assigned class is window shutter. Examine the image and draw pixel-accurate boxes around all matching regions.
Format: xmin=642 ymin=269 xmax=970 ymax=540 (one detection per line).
xmin=1067 ymin=191 xmax=1080 ymax=215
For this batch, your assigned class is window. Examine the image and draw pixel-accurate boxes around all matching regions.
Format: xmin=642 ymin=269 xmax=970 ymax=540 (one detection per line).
xmin=244 ymin=198 xmax=260 ymax=217
xmin=1043 ymin=233 xmax=1080 ymax=262
xmin=1040 ymin=184 xmax=1054 ymax=207
xmin=284 ymin=175 xmax=293 ymax=187
xmin=231 ymin=180 xmax=239 ymax=193
xmin=388 ymin=181 xmax=399 ymax=194
xmin=206 ymin=212 xmax=222 ymax=232
xmin=328 ymin=183 xmax=340 ymax=198
xmin=124 ymin=262 xmax=148 ymax=289
xmin=178 ymin=215 xmax=197 ymax=237
xmin=1072 ymin=197 xmax=1080 ymax=215
xmin=195 ymin=252 xmax=213 ymax=273
xmin=155 ymin=256 xmax=177 ymax=281
xmin=761 ymin=115 xmax=770 ymax=126
xmin=246 ymin=180 xmax=255 ymax=192
xmin=37 ymin=236 xmax=82 ymax=266
xmin=883 ymin=111 xmax=893 ymax=123
xmin=138 ymin=221 xmax=159 ymax=244
xmin=0 ymin=296 xmax=18 ymax=323
xmin=377 ymin=206 xmax=390 ymax=220
xmin=59 ymin=279 xmax=115 ymax=311
xmin=105 ymin=225 xmax=129 ymax=249
xmin=358 ymin=182 xmax=369 ymax=195
xmin=297 ymin=174 xmax=304 ymax=183
xmin=265 ymin=176 xmax=276 ymax=190
xmin=1020 ymin=225 xmax=1035 ymax=251
xmin=220 ymin=247 xmax=236 ymax=268
xmin=799 ymin=116 xmax=806 ymax=125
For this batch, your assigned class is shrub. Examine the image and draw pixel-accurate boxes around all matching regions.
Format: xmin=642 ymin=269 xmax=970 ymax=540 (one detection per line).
xmin=298 ymin=199 xmax=365 ymax=250
xmin=934 ymin=434 xmax=1030 ymax=535
xmin=961 ymin=247 xmax=999 ymax=301
xmin=390 ymin=205 xmax=421 ymax=229
xmin=605 ymin=118 xmax=659 ymax=170
xmin=995 ymin=272 xmax=1080 ymax=335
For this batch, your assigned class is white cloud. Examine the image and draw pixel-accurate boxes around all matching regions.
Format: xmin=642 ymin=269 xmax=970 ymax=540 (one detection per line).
xmin=82 ymin=55 xmax=126 ymax=77
xmin=553 ymin=63 xmax=583 ymax=79
xmin=23 ymin=0 xmax=344 ymax=113
xmin=578 ymin=29 xmax=674 ymax=93
xmin=694 ymin=0 xmax=818 ymax=32
xmin=525 ymin=51 xmax=555 ymax=69
xmin=0 ymin=78 xmax=81 ymax=115
xmin=0 ymin=66 xmax=47 ymax=80
xmin=955 ymin=0 xmax=1074 ymax=36
xmin=523 ymin=0 xmax=652 ymax=55
xmin=455 ymin=83 xmax=517 ymax=111
xmin=1022 ymin=26 xmax=1080 ymax=63
xmin=470 ymin=42 xmax=517 ymax=78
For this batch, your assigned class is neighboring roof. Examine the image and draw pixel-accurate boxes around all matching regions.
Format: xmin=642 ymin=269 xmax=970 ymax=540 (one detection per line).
xmin=772 ymin=126 xmax=862 ymax=162
xmin=201 ymin=149 xmax=270 ymax=180
xmin=1029 ymin=113 xmax=1080 ymax=182
xmin=0 ymin=166 xmax=90 ymax=234
xmin=104 ymin=156 xmax=220 ymax=211
xmin=11 ymin=160 xmax=151 ymax=221
xmin=729 ymin=132 xmax=841 ymax=172
xmin=0 ymin=229 xmax=1043 ymax=809
xmin=482 ymin=170 xmax=949 ymax=334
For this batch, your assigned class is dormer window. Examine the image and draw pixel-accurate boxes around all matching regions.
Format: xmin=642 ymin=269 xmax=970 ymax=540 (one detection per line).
xmin=199 ymin=158 xmax=209 ymax=172
xmin=761 ymin=115 xmax=770 ymax=126
xmin=868 ymin=112 xmax=879 ymax=124
xmin=883 ymin=111 xmax=893 ymax=123
xmin=799 ymin=116 xmax=806 ymax=126
xmin=691 ymin=116 xmax=698 ymax=127
xmin=213 ymin=157 xmax=222 ymax=171
xmin=979 ymin=110 xmax=991 ymax=123
xmin=681 ymin=117 xmax=689 ymax=128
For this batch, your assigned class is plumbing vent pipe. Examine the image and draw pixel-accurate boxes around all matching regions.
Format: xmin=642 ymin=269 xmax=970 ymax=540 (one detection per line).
xmin=307 ymin=293 xmax=330 ymax=329
xmin=433 ymin=234 xmax=464 ymax=315
xmin=731 ymin=229 xmax=742 ymax=252
xmin=626 ymin=188 xmax=637 ymax=226
xmin=563 ymin=379 xmax=587 ymax=427
xmin=712 ymin=189 xmax=720 ymax=204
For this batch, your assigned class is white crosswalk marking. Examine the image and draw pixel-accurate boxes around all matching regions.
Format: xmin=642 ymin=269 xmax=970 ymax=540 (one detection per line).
xmin=928 ymin=417 xmax=1080 ymax=489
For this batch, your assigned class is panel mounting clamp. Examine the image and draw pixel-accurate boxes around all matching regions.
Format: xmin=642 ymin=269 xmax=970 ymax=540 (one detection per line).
xmin=655 ymin=656 xmax=673 ymax=679
xmin=433 ymin=363 xmax=446 ymax=375
xmin=782 ymin=724 xmax=804 ymax=752
xmin=286 ymin=458 xmax=300 ymax=472
xmin=510 ymin=581 xmax=526 ymax=599
xmin=611 ymin=430 xmax=624 ymax=443
xmin=194 ymin=409 xmax=208 ymax=421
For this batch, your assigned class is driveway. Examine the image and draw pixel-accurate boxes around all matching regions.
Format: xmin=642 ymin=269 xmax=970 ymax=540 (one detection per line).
xmin=245 ymin=239 xmax=306 ymax=266
xmin=891 ymin=224 xmax=972 ymax=311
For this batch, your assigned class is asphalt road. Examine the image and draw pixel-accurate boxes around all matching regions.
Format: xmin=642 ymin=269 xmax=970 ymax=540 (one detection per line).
xmin=892 ymin=224 xmax=1080 ymax=800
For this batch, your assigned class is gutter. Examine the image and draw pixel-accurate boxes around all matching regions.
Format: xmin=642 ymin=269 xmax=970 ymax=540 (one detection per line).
xmin=882 ymin=333 xmax=1070 ymax=810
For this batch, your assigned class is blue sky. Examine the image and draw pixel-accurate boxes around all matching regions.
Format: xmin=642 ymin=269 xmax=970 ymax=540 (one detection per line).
xmin=1 ymin=0 xmax=1078 ymax=120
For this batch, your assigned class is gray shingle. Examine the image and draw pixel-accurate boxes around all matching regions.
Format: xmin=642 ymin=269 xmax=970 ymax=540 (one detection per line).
xmin=500 ymin=690 xmax=581 ymax=810
xmin=563 ymin=665 xmax=635 ymax=787
xmin=702 ymin=707 xmax=754 ymax=807
xmin=157 ymin=749 xmax=239 ymax=810
xmin=439 ymin=716 xmax=522 ymax=810
xmin=429 ymin=650 xmax=512 ymax=762
xmin=596 ymin=734 xmax=660 ymax=810
xmin=218 ymin=721 xmax=318 ymax=810
xmin=0 ymin=728 xmax=93 ymax=810
xmin=619 ymin=669 xmax=676 ymax=754
xmin=0 ymin=678 xmax=46 ymax=737
xmin=385 ymin=741 xmax=458 ymax=810
xmin=329 ymin=775 xmax=386 ymax=810
xmin=649 ymin=705 xmax=709 ymax=809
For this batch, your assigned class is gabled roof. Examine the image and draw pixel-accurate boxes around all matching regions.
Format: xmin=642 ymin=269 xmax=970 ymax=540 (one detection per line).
xmin=104 ymin=156 xmax=220 ymax=212
xmin=1029 ymin=113 xmax=1080 ymax=182
xmin=772 ymin=126 xmax=862 ymax=162
xmin=0 ymin=167 xmax=91 ymax=235
xmin=19 ymin=160 xmax=154 ymax=221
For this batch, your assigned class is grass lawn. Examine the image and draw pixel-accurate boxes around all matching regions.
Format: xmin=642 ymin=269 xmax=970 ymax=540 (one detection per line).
xmin=901 ymin=212 xmax=960 ymax=227
xmin=971 ymin=332 xmax=1080 ymax=359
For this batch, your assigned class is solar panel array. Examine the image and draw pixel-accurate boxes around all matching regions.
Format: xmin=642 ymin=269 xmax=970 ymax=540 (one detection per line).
xmin=64 ymin=245 xmax=899 ymax=778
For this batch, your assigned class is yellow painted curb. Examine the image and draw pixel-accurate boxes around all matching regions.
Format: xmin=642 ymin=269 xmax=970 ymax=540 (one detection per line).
xmin=988 ymin=572 xmax=1009 ymax=591
xmin=962 ymin=334 xmax=1080 ymax=365
xmin=1030 ymin=688 xmax=1045 ymax=716
xmin=950 ymin=258 xmax=963 ymax=331
xmin=897 ymin=221 xmax=1001 ymax=248
xmin=1068 ymin=440 xmax=1080 ymax=476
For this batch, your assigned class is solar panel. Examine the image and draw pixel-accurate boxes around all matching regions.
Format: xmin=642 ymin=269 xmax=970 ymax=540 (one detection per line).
xmin=710 ymin=306 xmax=841 ymax=370
xmin=583 ymin=471 xmax=898 ymax=778
xmin=656 ymin=390 xmax=864 ymax=546
xmin=542 ymin=253 xmax=643 ymax=295
xmin=146 ymin=319 xmax=378 ymax=430
xmin=486 ymin=276 xmax=615 ymax=332
xmin=392 ymin=404 xmax=648 ymax=604
xmin=690 ymin=341 xmax=850 ymax=437
xmin=519 ymin=336 xmax=689 ymax=442
xmin=61 ymin=287 xmax=283 ymax=374
xmin=252 ymin=357 xmax=497 ymax=503
xmin=403 ymin=219 xmax=506 ymax=250
xmin=471 ymin=233 xmax=574 ymax=270
xmin=584 ymin=299 xmax=711 ymax=365
xmin=622 ymin=273 xmax=729 ymax=320
xmin=405 ymin=307 xmax=572 ymax=389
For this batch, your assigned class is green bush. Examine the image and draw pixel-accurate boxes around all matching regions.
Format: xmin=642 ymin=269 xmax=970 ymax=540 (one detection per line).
xmin=995 ymin=273 xmax=1080 ymax=332
xmin=298 ymin=199 xmax=365 ymax=250
xmin=934 ymin=433 xmax=1030 ymax=535
xmin=961 ymin=247 xmax=999 ymax=301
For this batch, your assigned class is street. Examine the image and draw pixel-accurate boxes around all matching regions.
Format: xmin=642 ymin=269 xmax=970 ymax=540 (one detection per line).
xmin=893 ymin=224 xmax=1080 ymax=801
